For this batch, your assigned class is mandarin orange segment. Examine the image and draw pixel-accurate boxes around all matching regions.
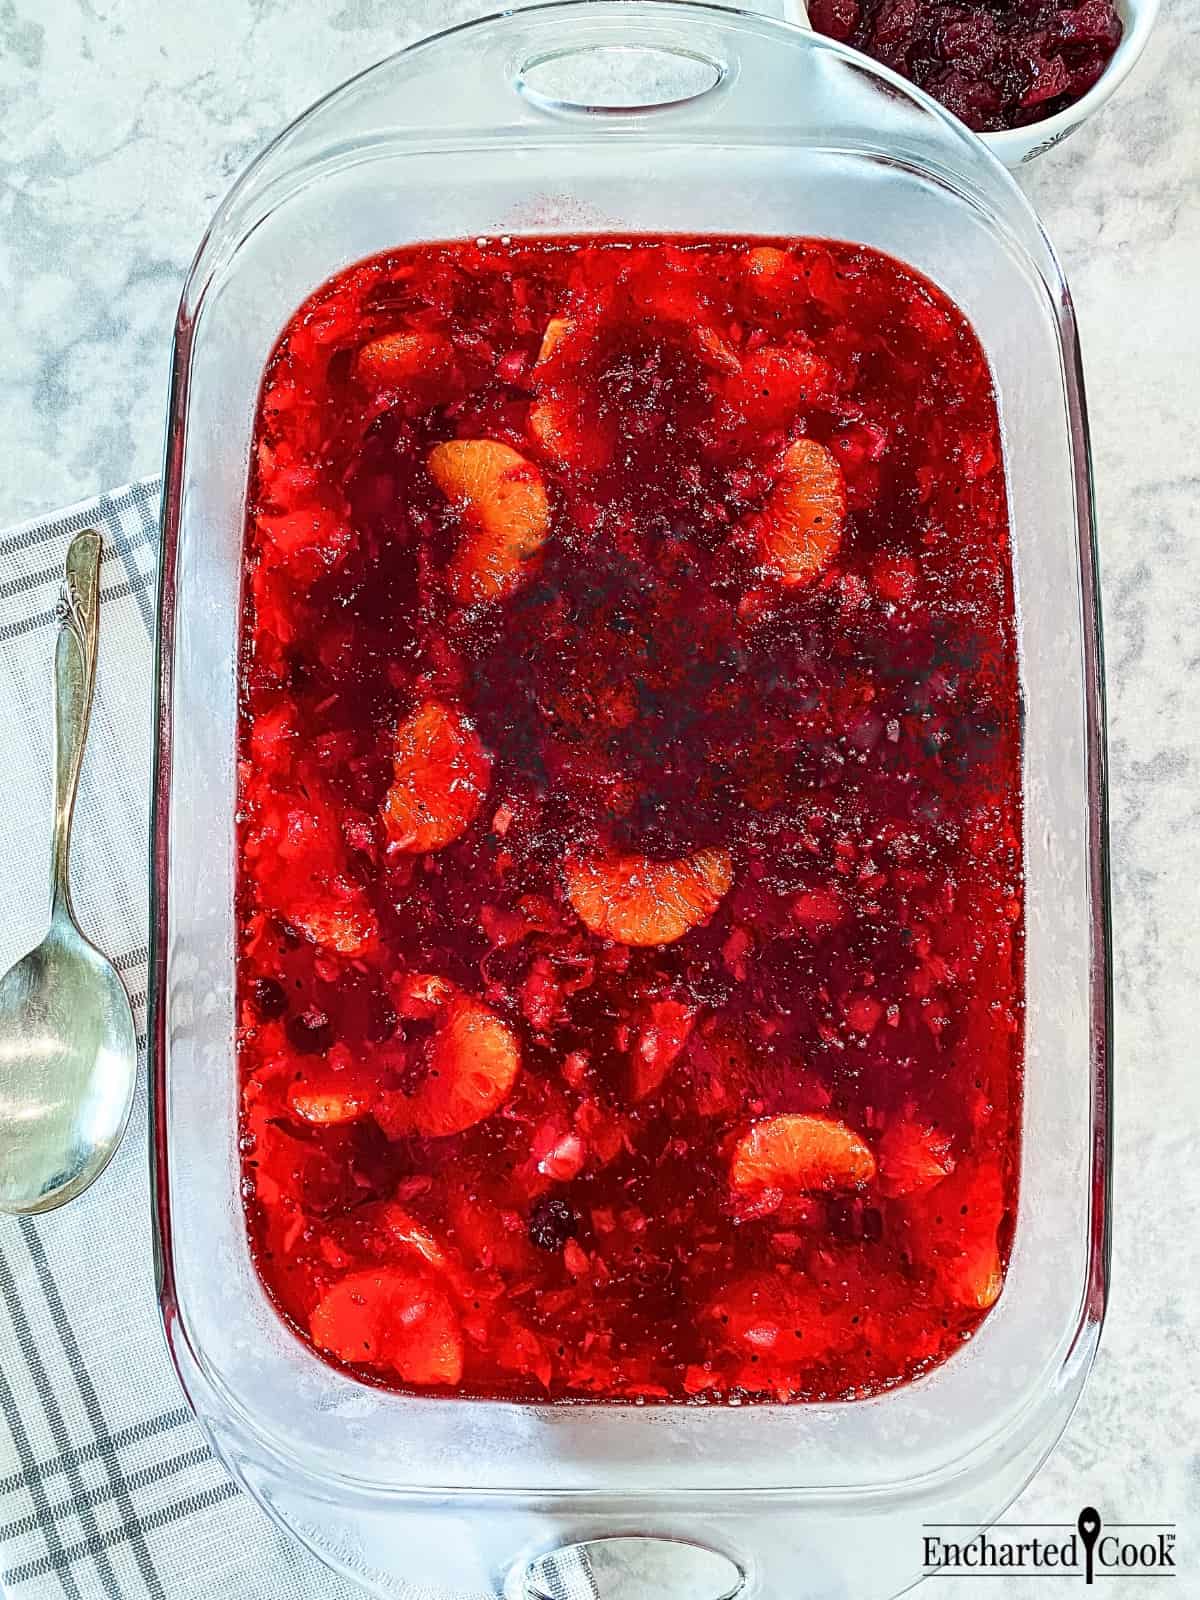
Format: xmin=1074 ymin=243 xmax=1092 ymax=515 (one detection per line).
xmin=309 ymin=1267 xmax=464 ymax=1385
xmin=754 ymin=438 xmax=847 ymax=586
xmin=353 ymin=330 xmax=465 ymax=414
xmin=289 ymin=1085 xmax=370 ymax=1125
xmin=877 ymin=1112 xmax=956 ymax=1197
xmin=378 ymin=994 xmax=521 ymax=1138
xmin=691 ymin=324 xmax=741 ymax=375
xmin=392 ymin=971 xmax=456 ymax=1019
xmin=705 ymin=1269 xmax=846 ymax=1368
xmin=731 ymin=1114 xmax=876 ymax=1195
xmin=286 ymin=900 xmax=377 ymax=955
xmin=901 ymin=1157 xmax=1006 ymax=1310
xmin=428 ymin=439 xmax=550 ymax=604
xmin=527 ymin=396 xmax=614 ymax=474
xmin=382 ymin=698 xmax=492 ymax=853
xmin=746 ymin=245 xmax=789 ymax=285
xmin=355 ymin=330 xmax=451 ymax=386
xmin=960 ymin=1250 xmax=1004 ymax=1311
xmin=564 ymin=847 xmax=733 ymax=947
xmin=252 ymin=784 xmax=377 ymax=954
xmin=527 ymin=398 xmax=567 ymax=457
xmin=284 ymin=1049 xmax=373 ymax=1127
xmin=373 ymin=1204 xmax=451 ymax=1273
xmin=535 ymin=315 xmax=575 ymax=366
xmin=723 ymin=345 xmax=835 ymax=428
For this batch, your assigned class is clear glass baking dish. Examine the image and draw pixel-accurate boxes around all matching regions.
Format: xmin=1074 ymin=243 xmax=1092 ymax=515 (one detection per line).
xmin=149 ymin=6 xmax=1111 ymax=1598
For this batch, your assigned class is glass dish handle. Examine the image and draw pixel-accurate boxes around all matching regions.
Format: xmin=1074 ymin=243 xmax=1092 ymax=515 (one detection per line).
xmin=467 ymin=0 xmax=816 ymax=129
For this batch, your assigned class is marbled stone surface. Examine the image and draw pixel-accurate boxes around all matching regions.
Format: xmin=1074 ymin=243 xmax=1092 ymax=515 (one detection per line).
xmin=1 ymin=1 xmax=1196 ymax=1595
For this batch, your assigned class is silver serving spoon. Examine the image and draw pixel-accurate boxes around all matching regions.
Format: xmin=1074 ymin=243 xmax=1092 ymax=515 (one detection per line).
xmin=0 ymin=530 xmax=137 ymax=1214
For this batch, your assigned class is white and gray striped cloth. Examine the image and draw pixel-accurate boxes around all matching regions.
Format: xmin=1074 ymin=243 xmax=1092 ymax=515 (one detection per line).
xmin=0 ymin=483 xmax=593 ymax=1600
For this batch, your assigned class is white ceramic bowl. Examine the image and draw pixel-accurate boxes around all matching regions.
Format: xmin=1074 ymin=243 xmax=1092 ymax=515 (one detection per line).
xmin=779 ymin=0 xmax=1159 ymax=166
xmin=985 ymin=0 xmax=1160 ymax=164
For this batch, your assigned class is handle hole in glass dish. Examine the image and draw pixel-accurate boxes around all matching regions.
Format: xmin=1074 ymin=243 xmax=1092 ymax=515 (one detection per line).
xmin=524 ymin=1536 xmax=745 ymax=1600
xmin=515 ymin=43 xmax=726 ymax=116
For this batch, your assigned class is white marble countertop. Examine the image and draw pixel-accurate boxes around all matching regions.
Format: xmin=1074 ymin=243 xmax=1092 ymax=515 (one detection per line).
xmin=1 ymin=1 xmax=1196 ymax=1595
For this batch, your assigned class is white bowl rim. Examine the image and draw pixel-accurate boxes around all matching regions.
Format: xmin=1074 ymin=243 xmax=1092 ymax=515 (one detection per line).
xmin=982 ymin=0 xmax=1160 ymax=154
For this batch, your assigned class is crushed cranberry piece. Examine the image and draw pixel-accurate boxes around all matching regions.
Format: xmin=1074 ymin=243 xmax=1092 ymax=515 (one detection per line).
xmin=251 ymin=976 xmax=288 ymax=1019
xmin=528 ymin=1196 xmax=580 ymax=1253
xmin=808 ymin=0 xmax=1123 ymax=132
xmin=237 ymin=235 xmax=1023 ymax=1404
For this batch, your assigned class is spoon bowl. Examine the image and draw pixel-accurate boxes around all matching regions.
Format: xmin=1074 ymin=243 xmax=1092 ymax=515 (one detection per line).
xmin=0 ymin=529 xmax=139 ymax=1215
xmin=0 ymin=917 xmax=137 ymax=1212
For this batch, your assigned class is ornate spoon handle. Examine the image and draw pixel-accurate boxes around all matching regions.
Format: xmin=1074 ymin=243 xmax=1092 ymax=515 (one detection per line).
xmin=51 ymin=530 xmax=102 ymax=916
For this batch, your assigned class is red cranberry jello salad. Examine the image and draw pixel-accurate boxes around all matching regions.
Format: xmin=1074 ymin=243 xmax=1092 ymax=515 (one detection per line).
xmin=235 ymin=235 xmax=1023 ymax=1404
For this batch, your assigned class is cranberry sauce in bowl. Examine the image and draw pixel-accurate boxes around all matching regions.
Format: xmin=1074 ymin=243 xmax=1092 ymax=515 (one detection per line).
xmin=807 ymin=0 xmax=1124 ymax=133
xmin=235 ymin=235 xmax=1023 ymax=1404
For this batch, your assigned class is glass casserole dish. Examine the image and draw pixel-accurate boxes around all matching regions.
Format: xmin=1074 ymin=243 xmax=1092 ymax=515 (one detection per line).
xmin=150 ymin=6 xmax=1110 ymax=1598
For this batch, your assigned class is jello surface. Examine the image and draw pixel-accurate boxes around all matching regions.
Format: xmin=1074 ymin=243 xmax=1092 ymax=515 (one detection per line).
xmin=236 ymin=235 xmax=1023 ymax=1403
